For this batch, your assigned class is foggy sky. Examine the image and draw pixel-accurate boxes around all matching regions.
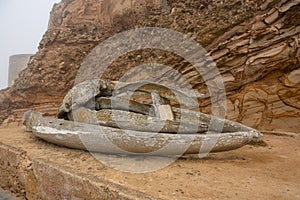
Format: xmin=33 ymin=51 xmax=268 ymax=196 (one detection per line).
xmin=0 ymin=0 xmax=60 ymax=89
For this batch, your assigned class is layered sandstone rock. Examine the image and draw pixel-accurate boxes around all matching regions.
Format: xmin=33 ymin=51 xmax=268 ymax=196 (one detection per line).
xmin=0 ymin=0 xmax=299 ymax=133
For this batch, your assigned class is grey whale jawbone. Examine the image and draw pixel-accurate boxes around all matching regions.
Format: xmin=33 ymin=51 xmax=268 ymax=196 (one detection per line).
xmin=23 ymin=110 xmax=262 ymax=156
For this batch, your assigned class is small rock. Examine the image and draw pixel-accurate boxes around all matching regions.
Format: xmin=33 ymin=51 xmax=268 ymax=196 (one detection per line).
xmin=176 ymin=189 xmax=184 ymax=194
xmin=186 ymin=172 xmax=194 ymax=176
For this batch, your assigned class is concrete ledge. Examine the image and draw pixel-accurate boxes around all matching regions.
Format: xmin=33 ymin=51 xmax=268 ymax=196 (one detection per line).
xmin=0 ymin=142 xmax=157 ymax=200
xmin=0 ymin=142 xmax=28 ymax=197
xmin=0 ymin=126 xmax=299 ymax=199
xmin=32 ymin=158 xmax=157 ymax=199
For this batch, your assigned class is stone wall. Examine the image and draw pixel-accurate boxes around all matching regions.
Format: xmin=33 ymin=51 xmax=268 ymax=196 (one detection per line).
xmin=0 ymin=0 xmax=299 ymax=133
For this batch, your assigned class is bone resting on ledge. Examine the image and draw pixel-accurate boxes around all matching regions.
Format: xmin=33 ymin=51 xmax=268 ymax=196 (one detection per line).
xmin=23 ymin=80 xmax=263 ymax=156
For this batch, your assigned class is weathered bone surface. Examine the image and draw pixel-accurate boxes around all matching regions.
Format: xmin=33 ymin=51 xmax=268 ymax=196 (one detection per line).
xmin=24 ymin=80 xmax=262 ymax=156
xmin=73 ymin=95 xmax=262 ymax=134
xmin=151 ymin=92 xmax=174 ymax=120
xmin=69 ymin=107 xmax=209 ymax=133
xmin=23 ymin=110 xmax=262 ymax=155
xmin=57 ymin=80 xmax=203 ymax=119
xmin=113 ymin=80 xmax=204 ymax=103
xmin=95 ymin=97 xmax=155 ymax=116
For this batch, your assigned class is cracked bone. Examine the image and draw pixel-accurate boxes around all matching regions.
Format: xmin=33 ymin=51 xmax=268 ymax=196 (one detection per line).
xmin=68 ymin=107 xmax=208 ymax=133
xmin=58 ymin=80 xmax=203 ymax=119
xmin=23 ymin=110 xmax=263 ymax=155
xmin=151 ymin=91 xmax=174 ymax=121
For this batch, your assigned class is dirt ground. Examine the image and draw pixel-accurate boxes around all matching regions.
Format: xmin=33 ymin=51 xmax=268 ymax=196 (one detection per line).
xmin=0 ymin=125 xmax=299 ymax=199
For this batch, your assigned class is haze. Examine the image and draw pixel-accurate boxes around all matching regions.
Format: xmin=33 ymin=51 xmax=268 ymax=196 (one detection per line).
xmin=0 ymin=0 xmax=60 ymax=89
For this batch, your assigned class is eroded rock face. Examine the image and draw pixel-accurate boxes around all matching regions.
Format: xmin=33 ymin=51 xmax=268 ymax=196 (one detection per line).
xmin=0 ymin=0 xmax=299 ymax=132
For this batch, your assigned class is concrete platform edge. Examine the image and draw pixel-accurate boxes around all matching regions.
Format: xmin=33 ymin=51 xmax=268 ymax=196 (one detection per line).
xmin=0 ymin=142 xmax=159 ymax=200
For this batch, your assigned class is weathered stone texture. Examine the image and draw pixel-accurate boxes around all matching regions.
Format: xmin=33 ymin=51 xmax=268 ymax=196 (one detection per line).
xmin=0 ymin=141 xmax=157 ymax=200
xmin=0 ymin=0 xmax=299 ymax=132
xmin=0 ymin=143 xmax=29 ymax=197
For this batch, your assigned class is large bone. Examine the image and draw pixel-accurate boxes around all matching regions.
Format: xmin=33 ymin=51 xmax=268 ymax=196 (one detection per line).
xmin=23 ymin=110 xmax=262 ymax=155
xmin=63 ymin=94 xmax=262 ymax=136
xmin=57 ymin=79 xmax=204 ymax=119
xmin=113 ymin=80 xmax=204 ymax=104
xmin=95 ymin=97 xmax=156 ymax=116
xmin=68 ymin=107 xmax=208 ymax=133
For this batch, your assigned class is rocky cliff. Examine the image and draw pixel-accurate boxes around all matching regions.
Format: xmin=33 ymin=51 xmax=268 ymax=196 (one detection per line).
xmin=0 ymin=0 xmax=299 ymax=132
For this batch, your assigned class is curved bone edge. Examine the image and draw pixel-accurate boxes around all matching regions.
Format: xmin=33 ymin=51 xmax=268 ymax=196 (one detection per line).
xmin=57 ymin=79 xmax=99 ymax=118
xmin=24 ymin=111 xmax=260 ymax=155
xmin=69 ymin=107 xmax=208 ymax=133
xmin=172 ymin=107 xmax=263 ymax=142
xmin=22 ymin=110 xmax=43 ymax=132
xmin=57 ymin=79 xmax=114 ymax=119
